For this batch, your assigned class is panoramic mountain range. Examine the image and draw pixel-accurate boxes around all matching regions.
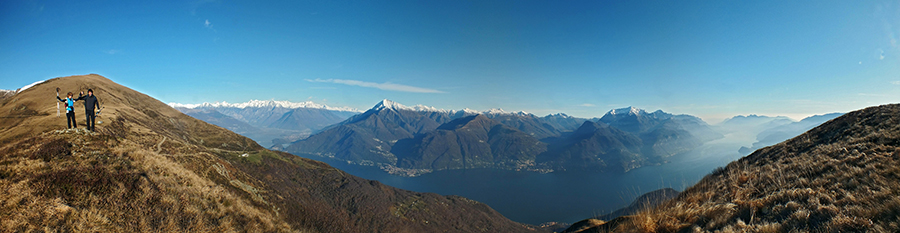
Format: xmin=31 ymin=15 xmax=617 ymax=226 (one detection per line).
xmin=170 ymin=100 xmax=359 ymax=148
xmin=170 ymin=97 xmax=844 ymax=178
xmin=565 ymin=103 xmax=900 ymax=232
xmin=0 ymin=74 xmax=547 ymax=232
xmin=4 ymin=74 xmax=895 ymax=232
xmin=283 ymin=100 xmax=724 ymax=176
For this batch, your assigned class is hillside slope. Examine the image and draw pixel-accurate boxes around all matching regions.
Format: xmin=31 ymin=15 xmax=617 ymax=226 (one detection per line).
xmin=392 ymin=114 xmax=547 ymax=170
xmin=575 ymin=104 xmax=900 ymax=232
xmin=0 ymin=74 xmax=541 ymax=232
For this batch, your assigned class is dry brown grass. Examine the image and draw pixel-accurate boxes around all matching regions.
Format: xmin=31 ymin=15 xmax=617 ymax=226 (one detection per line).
xmin=582 ymin=104 xmax=900 ymax=232
xmin=0 ymin=131 xmax=296 ymax=232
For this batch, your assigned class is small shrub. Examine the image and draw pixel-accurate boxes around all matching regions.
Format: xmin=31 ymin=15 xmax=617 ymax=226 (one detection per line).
xmin=30 ymin=138 xmax=71 ymax=162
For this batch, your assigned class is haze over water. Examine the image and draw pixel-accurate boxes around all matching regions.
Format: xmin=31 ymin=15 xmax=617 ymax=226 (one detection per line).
xmin=295 ymin=137 xmax=745 ymax=225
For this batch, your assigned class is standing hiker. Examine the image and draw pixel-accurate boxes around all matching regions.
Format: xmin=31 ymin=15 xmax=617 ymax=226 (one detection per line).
xmin=77 ymin=89 xmax=101 ymax=131
xmin=56 ymin=91 xmax=79 ymax=129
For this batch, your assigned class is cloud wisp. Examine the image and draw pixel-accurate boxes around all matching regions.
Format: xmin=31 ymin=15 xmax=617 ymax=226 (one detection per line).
xmin=306 ymin=78 xmax=445 ymax=93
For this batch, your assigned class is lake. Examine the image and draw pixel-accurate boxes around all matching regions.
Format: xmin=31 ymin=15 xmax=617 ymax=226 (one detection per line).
xmin=291 ymin=139 xmax=746 ymax=225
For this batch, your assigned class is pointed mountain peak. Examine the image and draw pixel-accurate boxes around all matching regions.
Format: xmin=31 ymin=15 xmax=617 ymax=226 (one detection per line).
xmin=373 ymin=99 xmax=410 ymax=111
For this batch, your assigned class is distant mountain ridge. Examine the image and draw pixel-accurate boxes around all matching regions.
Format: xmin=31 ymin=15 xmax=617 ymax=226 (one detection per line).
xmin=169 ymin=99 xmax=360 ymax=112
xmin=392 ymin=115 xmax=548 ymax=171
xmin=285 ymin=101 xmax=722 ymax=175
xmin=170 ymin=100 xmax=361 ymax=148
xmin=371 ymin=99 xmax=538 ymax=117
xmin=738 ymin=113 xmax=843 ymax=154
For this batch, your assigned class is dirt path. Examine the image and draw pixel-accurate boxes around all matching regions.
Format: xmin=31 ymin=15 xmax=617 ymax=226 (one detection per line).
xmin=155 ymin=136 xmax=166 ymax=154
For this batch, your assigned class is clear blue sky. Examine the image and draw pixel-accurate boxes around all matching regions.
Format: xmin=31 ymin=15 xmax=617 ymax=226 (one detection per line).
xmin=2 ymin=0 xmax=899 ymax=123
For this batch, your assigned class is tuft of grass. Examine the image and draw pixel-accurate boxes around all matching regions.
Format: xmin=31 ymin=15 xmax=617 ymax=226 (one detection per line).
xmin=29 ymin=138 xmax=71 ymax=162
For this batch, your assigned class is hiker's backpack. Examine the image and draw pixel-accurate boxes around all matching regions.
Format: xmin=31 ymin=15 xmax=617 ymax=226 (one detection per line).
xmin=66 ymin=98 xmax=74 ymax=112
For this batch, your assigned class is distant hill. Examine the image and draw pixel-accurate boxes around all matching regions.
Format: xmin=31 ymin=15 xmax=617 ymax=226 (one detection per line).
xmin=285 ymin=100 xmax=452 ymax=166
xmin=538 ymin=121 xmax=643 ymax=172
xmin=717 ymin=114 xmax=794 ymax=133
xmin=286 ymin=102 xmax=722 ymax=175
xmin=568 ymin=103 xmax=900 ymax=232
xmin=0 ymin=89 xmax=14 ymax=100
xmin=175 ymin=107 xmax=260 ymax=135
xmin=392 ymin=114 xmax=547 ymax=171
xmin=171 ymin=100 xmax=359 ymax=148
xmin=739 ymin=113 xmax=843 ymax=155
xmin=599 ymin=107 xmax=723 ymax=158
xmin=483 ymin=111 xmax=583 ymax=139
xmin=0 ymin=74 xmax=542 ymax=232
xmin=541 ymin=113 xmax=589 ymax=133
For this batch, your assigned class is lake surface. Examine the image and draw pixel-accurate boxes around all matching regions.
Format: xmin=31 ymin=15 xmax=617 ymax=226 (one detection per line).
xmin=291 ymin=140 xmax=746 ymax=225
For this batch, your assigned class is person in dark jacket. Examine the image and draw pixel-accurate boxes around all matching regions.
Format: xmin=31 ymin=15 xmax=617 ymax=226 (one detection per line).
xmin=77 ymin=89 xmax=101 ymax=131
xmin=56 ymin=91 xmax=79 ymax=129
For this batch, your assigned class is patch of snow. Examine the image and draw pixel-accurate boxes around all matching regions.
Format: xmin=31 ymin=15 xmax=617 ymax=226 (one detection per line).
xmin=18 ymin=79 xmax=47 ymax=93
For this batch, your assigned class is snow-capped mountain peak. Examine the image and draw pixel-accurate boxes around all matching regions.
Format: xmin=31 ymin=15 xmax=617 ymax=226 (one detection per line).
xmin=484 ymin=108 xmax=506 ymax=115
xmin=607 ymin=106 xmax=645 ymax=116
xmin=460 ymin=108 xmax=480 ymax=114
xmin=547 ymin=113 xmax=572 ymax=118
xmin=373 ymin=99 xmax=412 ymax=111
xmin=168 ymin=99 xmax=360 ymax=112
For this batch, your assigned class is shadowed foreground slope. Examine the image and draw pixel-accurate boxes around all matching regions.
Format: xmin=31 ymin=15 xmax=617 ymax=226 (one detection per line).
xmin=0 ymin=74 xmax=540 ymax=232
xmin=575 ymin=104 xmax=900 ymax=232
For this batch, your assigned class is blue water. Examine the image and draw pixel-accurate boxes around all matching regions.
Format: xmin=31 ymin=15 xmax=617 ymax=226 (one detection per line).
xmin=292 ymin=141 xmax=745 ymax=225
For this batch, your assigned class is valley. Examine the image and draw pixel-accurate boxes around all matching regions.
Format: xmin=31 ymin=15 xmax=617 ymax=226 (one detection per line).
xmin=173 ymin=96 xmax=846 ymax=226
xmin=292 ymin=138 xmax=745 ymax=225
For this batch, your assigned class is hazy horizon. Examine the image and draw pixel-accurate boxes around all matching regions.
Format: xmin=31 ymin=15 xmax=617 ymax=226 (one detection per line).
xmin=3 ymin=1 xmax=899 ymax=124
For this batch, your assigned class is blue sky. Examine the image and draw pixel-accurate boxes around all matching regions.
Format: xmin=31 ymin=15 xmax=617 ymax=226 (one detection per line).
xmin=2 ymin=0 xmax=899 ymax=123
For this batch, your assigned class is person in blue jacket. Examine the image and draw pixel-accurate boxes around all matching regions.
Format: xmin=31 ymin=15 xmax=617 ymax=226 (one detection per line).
xmin=56 ymin=91 xmax=79 ymax=129
xmin=76 ymin=89 xmax=101 ymax=131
